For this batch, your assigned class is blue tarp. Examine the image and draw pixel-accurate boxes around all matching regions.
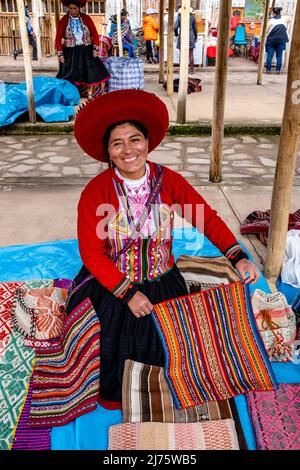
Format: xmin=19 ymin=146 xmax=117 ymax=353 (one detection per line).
xmin=0 ymin=76 xmax=80 ymax=127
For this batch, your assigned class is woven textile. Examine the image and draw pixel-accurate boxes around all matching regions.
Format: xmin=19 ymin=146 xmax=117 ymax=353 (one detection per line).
xmin=240 ymin=209 xmax=300 ymax=246
xmin=108 ymin=420 xmax=239 ymax=450
xmin=105 ymin=57 xmax=144 ymax=91
xmin=29 ymin=297 xmax=100 ymax=427
xmin=246 ymin=383 xmax=300 ymax=450
xmin=0 ymin=330 xmax=35 ymax=450
xmin=122 ymin=359 xmax=247 ymax=449
xmin=12 ymin=286 xmax=67 ymax=340
xmin=0 ymin=280 xmax=53 ymax=450
xmin=152 ymin=281 xmax=277 ymax=409
xmin=12 ymin=378 xmax=51 ymax=450
xmin=177 ymin=254 xmax=240 ymax=294
xmin=251 ymin=289 xmax=296 ymax=362
xmin=0 ymin=281 xmax=25 ymax=356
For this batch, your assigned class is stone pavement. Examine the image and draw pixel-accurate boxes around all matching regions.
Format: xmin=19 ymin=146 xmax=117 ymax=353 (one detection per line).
xmin=0 ymin=133 xmax=299 ymax=275
xmin=0 ymin=134 xmax=299 ymax=186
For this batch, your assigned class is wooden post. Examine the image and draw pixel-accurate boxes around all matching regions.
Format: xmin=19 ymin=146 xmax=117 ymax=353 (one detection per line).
xmin=46 ymin=0 xmax=54 ymax=56
xmin=167 ymin=0 xmax=174 ymax=96
xmin=257 ymin=0 xmax=270 ymax=85
xmin=177 ymin=0 xmax=190 ymax=124
xmin=284 ymin=0 xmax=297 ymax=69
xmin=203 ymin=0 xmax=210 ymax=66
xmin=16 ymin=0 xmax=36 ymax=123
xmin=264 ymin=0 xmax=300 ymax=283
xmin=117 ymin=0 xmax=123 ymax=56
xmin=159 ymin=0 xmax=165 ymax=83
xmin=54 ymin=0 xmax=60 ymax=28
xmin=209 ymin=0 xmax=232 ymax=182
xmin=32 ymin=0 xmax=42 ymax=62
xmin=271 ymin=0 xmax=276 ymax=9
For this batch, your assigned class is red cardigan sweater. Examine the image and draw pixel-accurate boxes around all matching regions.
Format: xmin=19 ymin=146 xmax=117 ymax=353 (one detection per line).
xmin=55 ymin=13 xmax=99 ymax=53
xmin=77 ymin=162 xmax=247 ymax=300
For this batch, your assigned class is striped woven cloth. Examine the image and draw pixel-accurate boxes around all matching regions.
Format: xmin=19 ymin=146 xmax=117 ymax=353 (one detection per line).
xmin=108 ymin=420 xmax=239 ymax=450
xmin=29 ymin=298 xmax=100 ymax=427
xmin=12 ymin=378 xmax=51 ymax=450
xmin=122 ymin=359 xmax=247 ymax=448
xmin=152 ymin=281 xmax=277 ymax=409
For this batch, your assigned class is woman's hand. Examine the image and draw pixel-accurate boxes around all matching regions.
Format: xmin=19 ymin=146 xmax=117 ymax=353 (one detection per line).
xmin=235 ymin=259 xmax=260 ymax=284
xmin=93 ymin=49 xmax=98 ymax=58
xmin=127 ymin=291 xmax=154 ymax=319
xmin=59 ymin=55 xmax=65 ymax=63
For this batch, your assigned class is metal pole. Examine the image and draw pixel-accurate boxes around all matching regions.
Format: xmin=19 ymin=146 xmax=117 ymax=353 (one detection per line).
xmin=177 ymin=0 xmax=190 ymax=124
xmin=159 ymin=0 xmax=165 ymax=83
xmin=209 ymin=0 xmax=232 ymax=182
xmin=264 ymin=0 xmax=300 ymax=283
xmin=16 ymin=0 xmax=36 ymax=123
xmin=167 ymin=0 xmax=175 ymax=96
xmin=257 ymin=0 xmax=270 ymax=85
xmin=117 ymin=0 xmax=123 ymax=56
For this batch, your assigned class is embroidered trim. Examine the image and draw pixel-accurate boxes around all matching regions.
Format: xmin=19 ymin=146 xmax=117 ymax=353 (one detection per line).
xmin=12 ymin=288 xmax=37 ymax=340
xmin=112 ymin=276 xmax=131 ymax=298
xmin=224 ymin=244 xmax=245 ymax=261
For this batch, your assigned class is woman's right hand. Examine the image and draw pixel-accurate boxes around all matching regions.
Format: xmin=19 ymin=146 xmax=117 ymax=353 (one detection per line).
xmin=127 ymin=291 xmax=154 ymax=319
xmin=59 ymin=55 xmax=65 ymax=63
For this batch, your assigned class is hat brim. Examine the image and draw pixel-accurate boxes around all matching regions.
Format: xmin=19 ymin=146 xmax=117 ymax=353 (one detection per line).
xmin=74 ymin=90 xmax=169 ymax=162
xmin=61 ymin=0 xmax=87 ymax=7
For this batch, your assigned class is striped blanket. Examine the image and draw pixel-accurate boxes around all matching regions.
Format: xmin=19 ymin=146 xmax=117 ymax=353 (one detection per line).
xmin=29 ymin=298 xmax=100 ymax=427
xmin=122 ymin=359 xmax=247 ymax=448
xmin=108 ymin=420 xmax=240 ymax=450
xmin=152 ymin=281 xmax=277 ymax=408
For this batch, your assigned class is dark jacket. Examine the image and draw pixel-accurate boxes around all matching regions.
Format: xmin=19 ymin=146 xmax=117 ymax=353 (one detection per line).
xmin=266 ymin=15 xmax=289 ymax=47
xmin=174 ymin=14 xmax=198 ymax=49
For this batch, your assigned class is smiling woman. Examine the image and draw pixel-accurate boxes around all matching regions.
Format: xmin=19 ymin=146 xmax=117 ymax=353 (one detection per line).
xmin=67 ymin=89 xmax=260 ymax=410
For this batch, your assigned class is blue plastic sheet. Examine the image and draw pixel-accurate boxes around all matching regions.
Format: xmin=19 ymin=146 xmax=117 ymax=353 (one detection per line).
xmin=0 ymin=76 xmax=80 ymax=127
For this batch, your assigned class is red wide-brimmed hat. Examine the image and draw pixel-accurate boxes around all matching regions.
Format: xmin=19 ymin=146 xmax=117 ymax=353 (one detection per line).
xmin=74 ymin=90 xmax=169 ymax=162
xmin=61 ymin=0 xmax=87 ymax=7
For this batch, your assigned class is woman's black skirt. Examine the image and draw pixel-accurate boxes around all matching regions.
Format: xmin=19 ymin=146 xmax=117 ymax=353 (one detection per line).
xmin=66 ymin=265 xmax=188 ymax=406
xmin=56 ymin=44 xmax=110 ymax=86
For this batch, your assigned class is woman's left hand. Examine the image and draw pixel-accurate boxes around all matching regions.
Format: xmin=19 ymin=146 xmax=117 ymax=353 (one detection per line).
xmin=235 ymin=259 xmax=260 ymax=284
xmin=93 ymin=49 xmax=98 ymax=58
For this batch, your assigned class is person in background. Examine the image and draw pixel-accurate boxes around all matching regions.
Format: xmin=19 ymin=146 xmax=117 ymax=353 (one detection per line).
xmin=55 ymin=0 xmax=110 ymax=99
xmin=142 ymin=8 xmax=159 ymax=64
xmin=174 ymin=6 xmax=198 ymax=74
xmin=109 ymin=8 xmax=135 ymax=58
xmin=13 ymin=1 xmax=38 ymax=61
xmin=265 ymin=6 xmax=289 ymax=75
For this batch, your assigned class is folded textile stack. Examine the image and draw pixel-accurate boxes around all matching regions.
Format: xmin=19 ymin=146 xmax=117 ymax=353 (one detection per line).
xmin=0 ymin=280 xmax=101 ymax=449
xmin=177 ymin=254 xmax=240 ymax=293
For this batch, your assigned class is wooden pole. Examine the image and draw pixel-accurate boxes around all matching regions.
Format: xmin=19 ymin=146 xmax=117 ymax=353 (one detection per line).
xmin=209 ymin=0 xmax=232 ymax=182
xmin=203 ymin=0 xmax=210 ymax=66
xmin=257 ymin=0 xmax=270 ymax=85
xmin=177 ymin=0 xmax=190 ymax=124
xmin=32 ymin=0 xmax=42 ymax=62
xmin=117 ymin=0 xmax=123 ymax=56
xmin=167 ymin=0 xmax=174 ymax=96
xmin=264 ymin=0 xmax=300 ymax=283
xmin=16 ymin=0 xmax=36 ymax=123
xmin=159 ymin=0 xmax=165 ymax=83
xmin=284 ymin=0 xmax=297 ymax=68
xmin=271 ymin=0 xmax=276 ymax=9
xmin=54 ymin=0 xmax=60 ymax=29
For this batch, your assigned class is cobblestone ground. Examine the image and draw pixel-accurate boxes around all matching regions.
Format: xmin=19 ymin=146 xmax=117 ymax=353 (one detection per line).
xmin=0 ymin=134 xmax=299 ymax=186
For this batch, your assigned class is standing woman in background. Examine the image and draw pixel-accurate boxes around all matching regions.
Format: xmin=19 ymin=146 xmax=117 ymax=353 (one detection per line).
xmin=265 ymin=6 xmax=289 ymax=75
xmin=55 ymin=0 xmax=110 ymax=98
